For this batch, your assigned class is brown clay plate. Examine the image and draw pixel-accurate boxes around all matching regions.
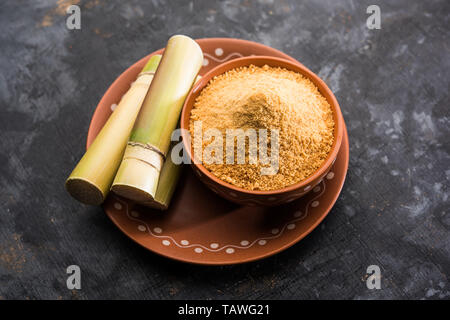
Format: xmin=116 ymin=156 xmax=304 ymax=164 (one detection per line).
xmin=87 ymin=38 xmax=349 ymax=265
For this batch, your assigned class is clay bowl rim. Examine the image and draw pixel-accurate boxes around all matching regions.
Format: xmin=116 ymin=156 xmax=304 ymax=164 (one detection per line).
xmin=180 ymin=55 xmax=344 ymax=196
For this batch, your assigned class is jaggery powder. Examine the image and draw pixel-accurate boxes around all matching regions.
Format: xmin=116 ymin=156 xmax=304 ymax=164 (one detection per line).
xmin=189 ymin=64 xmax=334 ymax=191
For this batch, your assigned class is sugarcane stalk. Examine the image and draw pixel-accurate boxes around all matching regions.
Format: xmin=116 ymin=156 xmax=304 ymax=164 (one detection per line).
xmin=65 ymin=55 xmax=162 ymax=205
xmin=111 ymin=35 xmax=203 ymax=203
xmin=143 ymin=75 xmax=202 ymax=210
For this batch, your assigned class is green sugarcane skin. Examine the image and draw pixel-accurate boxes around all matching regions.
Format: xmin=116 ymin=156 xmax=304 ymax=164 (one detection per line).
xmin=141 ymin=54 xmax=161 ymax=73
xmin=130 ymin=35 xmax=203 ymax=156
xmin=148 ymin=76 xmax=202 ymax=209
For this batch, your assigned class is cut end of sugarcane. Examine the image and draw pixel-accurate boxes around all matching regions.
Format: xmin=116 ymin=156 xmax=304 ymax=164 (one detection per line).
xmin=111 ymin=157 xmax=161 ymax=202
xmin=65 ymin=177 xmax=105 ymax=205
xmin=111 ymin=182 xmax=155 ymax=203
xmin=111 ymin=143 xmax=164 ymax=203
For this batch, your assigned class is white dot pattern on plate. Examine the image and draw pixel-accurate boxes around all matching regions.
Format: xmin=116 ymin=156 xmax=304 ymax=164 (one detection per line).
xmin=138 ymin=225 xmax=146 ymax=232
xmin=311 ymin=201 xmax=320 ymax=207
xmin=304 ymin=185 xmax=311 ymax=191
xmin=226 ymin=248 xmax=235 ymax=254
xmin=114 ymin=202 xmax=122 ymax=210
xmin=258 ymin=240 xmax=267 ymax=246
xmin=271 ymin=228 xmax=279 ymax=234
xmin=215 ymin=48 xmax=224 ymax=56
xmin=313 ymin=186 xmax=321 ymax=193
xmin=327 ymin=172 xmax=335 ymax=179
xmin=240 ymin=240 xmax=249 ymax=246
xmin=180 ymin=240 xmax=189 ymax=246
xmin=110 ymin=103 xmax=117 ymax=111
xmin=287 ymin=223 xmax=296 ymax=230
xmin=210 ymin=243 xmax=219 ymax=249
xmin=294 ymin=211 xmax=302 ymax=218
xmin=194 ymin=247 xmax=203 ymax=253
xmin=130 ymin=210 xmax=139 ymax=218
xmin=162 ymin=240 xmax=170 ymax=246
xmin=153 ymin=227 xmax=162 ymax=234
xmin=202 ymin=58 xmax=209 ymax=66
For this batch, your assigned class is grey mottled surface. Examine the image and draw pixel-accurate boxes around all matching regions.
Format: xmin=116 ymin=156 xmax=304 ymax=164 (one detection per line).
xmin=0 ymin=0 xmax=449 ymax=300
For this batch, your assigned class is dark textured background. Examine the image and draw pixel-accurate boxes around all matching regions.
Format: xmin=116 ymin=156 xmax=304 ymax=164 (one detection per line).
xmin=0 ymin=0 xmax=449 ymax=300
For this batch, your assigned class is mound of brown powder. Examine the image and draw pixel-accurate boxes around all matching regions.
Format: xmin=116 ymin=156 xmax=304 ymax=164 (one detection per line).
xmin=189 ymin=64 xmax=334 ymax=191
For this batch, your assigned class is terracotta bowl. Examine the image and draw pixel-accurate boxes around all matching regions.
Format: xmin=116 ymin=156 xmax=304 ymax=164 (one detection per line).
xmin=180 ymin=56 xmax=344 ymax=206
